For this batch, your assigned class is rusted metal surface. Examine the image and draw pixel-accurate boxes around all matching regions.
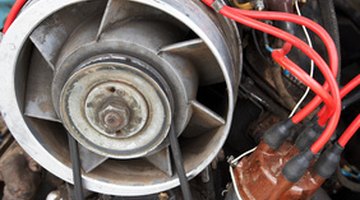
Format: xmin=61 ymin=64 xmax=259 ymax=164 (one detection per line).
xmin=248 ymin=113 xmax=282 ymax=143
xmin=265 ymin=0 xmax=294 ymax=13
xmin=234 ymin=142 xmax=324 ymax=200
xmin=60 ymin=56 xmax=172 ymax=159
xmin=0 ymin=142 xmax=41 ymax=200
xmin=0 ymin=116 xmax=13 ymax=157
xmin=85 ymin=82 xmax=149 ymax=139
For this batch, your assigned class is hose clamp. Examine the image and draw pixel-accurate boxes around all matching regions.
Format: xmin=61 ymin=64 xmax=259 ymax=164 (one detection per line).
xmin=211 ymin=0 xmax=226 ymax=13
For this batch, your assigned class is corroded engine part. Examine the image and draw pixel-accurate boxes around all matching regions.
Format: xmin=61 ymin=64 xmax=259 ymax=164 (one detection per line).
xmin=233 ymin=142 xmax=324 ymax=200
xmin=0 ymin=142 xmax=41 ymax=200
xmin=0 ymin=0 xmax=242 ymax=196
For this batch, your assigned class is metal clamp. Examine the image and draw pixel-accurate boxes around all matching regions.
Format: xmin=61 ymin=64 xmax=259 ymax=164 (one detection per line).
xmin=211 ymin=0 xmax=226 ymax=13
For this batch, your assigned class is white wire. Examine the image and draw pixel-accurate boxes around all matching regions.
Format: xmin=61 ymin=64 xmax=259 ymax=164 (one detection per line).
xmin=230 ymin=147 xmax=257 ymax=165
xmin=228 ymin=147 xmax=256 ymax=200
xmin=289 ymin=0 xmax=315 ymax=118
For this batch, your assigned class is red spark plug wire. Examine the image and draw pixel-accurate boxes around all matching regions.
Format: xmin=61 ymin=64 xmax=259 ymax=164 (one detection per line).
xmin=318 ymin=74 xmax=360 ymax=124
xmin=271 ymin=49 xmax=334 ymax=118
xmin=2 ymin=0 xmax=27 ymax=34
xmin=271 ymin=48 xmax=340 ymax=153
xmin=338 ymin=114 xmax=360 ymax=147
xmin=202 ymin=0 xmax=339 ymax=122
xmin=201 ymin=0 xmax=341 ymax=154
xmin=228 ymin=8 xmax=340 ymax=124
xmin=202 ymin=0 xmax=338 ymax=121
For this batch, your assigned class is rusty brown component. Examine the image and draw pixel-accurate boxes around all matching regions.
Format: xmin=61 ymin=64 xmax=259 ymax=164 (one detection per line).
xmin=234 ymin=141 xmax=324 ymax=200
xmin=0 ymin=142 xmax=42 ymax=200
xmin=265 ymin=0 xmax=294 ymax=13
xmin=248 ymin=113 xmax=282 ymax=143
xmin=0 ymin=116 xmax=13 ymax=157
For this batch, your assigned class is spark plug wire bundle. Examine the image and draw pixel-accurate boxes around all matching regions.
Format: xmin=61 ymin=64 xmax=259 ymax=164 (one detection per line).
xmin=202 ymin=0 xmax=360 ymax=199
xmin=203 ymin=0 xmax=342 ymax=155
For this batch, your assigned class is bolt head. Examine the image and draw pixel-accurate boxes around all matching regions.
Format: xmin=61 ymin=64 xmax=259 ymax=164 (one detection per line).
xmin=98 ymin=103 xmax=130 ymax=133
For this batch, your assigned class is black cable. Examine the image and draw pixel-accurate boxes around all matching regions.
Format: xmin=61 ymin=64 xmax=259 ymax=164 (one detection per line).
xmin=319 ymin=0 xmax=342 ymax=82
xmin=68 ymin=134 xmax=84 ymax=200
xmin=251 ymin=29 xmax=273 ymax=66
xmin=243 ymin=61 xmax=291 ymax=112
xmin=342 ymin=90 xmax=360 ymax=110
xmin=168 ymin=124 xmax=192 ymax=200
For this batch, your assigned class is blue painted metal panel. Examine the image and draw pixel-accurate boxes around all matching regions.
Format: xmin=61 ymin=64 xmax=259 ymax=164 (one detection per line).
xmin=0 ymin=0 xmax=15 ymax=29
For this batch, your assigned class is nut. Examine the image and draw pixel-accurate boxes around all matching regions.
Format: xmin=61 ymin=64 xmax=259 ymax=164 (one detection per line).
xmin=98 ymin=103 xmax=130 ymax=133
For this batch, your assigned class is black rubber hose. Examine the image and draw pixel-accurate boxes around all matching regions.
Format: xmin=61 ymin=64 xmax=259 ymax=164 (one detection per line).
xmin=68 ymin=134 xmax=84 ymax=200
xmin=251 ymin=29 xmax=272 ymax=66
xmin=169 ymin=125 xmax=193 ymax=200
xmin=319 ymin=0 xmax=342 ymax=82
xmin=243 ymin=60 xmax=291 ymax=113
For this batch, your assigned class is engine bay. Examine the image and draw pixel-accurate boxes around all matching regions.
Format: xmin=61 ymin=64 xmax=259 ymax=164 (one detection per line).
xmin=0 ymin=0 xmax=359 ymax=199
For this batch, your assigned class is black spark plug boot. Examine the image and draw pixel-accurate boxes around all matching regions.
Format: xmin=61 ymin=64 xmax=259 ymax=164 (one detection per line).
xmin=282 ymin=149 xmax=315 ymax=182
xmin=263 ymin=119 xmax=295 ymax=150
xmin=295 ymin=123 xmax=324 ymax=151
xmin=314 ymin=143 xmax=344 ymax=179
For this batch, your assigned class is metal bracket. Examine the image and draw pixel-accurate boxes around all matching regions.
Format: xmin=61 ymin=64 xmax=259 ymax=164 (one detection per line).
xmin=211 ymin=0 xmax=226 ymax=13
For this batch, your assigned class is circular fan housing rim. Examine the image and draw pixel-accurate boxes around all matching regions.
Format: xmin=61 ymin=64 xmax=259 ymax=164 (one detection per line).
xmin=0 ymin=0 xmax=242 ymax=196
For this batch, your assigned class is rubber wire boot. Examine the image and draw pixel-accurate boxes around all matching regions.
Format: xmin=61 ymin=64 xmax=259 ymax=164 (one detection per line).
xmin=263 ymin=119 xmax=295 ymax=150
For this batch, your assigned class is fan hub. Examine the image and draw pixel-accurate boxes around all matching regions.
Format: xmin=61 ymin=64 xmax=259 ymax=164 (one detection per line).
xmin=59 ymin=57 xmax=172 ymax=159
xmin=85 ymin=82 xmax=147 ymax=139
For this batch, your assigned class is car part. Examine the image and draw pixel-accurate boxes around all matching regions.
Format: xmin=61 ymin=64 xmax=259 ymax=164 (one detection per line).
xmin=2 ymin=0 xmax=360 ymax=200
xmin=0 ymin=142 xmax=41 ymax=200
xmin=0 ymin=0 xmax=242 ymax=196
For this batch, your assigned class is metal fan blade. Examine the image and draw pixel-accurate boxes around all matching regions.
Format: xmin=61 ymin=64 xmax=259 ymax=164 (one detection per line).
xmin=79 ymin=145 xmax=108 ymax=173
xmin=30 ymin=1 xmax=105 ymax=70
xmin=24 ymin=48 xmax=60 ymax=122
xmin=97 ymin=0 xmax=163 ymax=40
xmin=182 ymin=101 xmax=225 ymax=138
xmin=145 ymin=147 xmax=173 ymax=177
xmin=159 ymin=38 xmax=224 ymax=86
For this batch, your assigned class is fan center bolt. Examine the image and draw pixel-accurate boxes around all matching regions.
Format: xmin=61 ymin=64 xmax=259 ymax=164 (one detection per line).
xmin=99 ymin=103 xmax=130 ymax=132
xmin=83 ymin=82 xmax=149 ymax=139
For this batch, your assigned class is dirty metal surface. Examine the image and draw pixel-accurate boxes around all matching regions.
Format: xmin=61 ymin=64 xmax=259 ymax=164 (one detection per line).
xmin=0 ymin=142 xmax=41 ymax=200
xmin=234 ymin=142 xmax=324 ymax=200
xmin=60 ymin=59 xmax=171 ymax=159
